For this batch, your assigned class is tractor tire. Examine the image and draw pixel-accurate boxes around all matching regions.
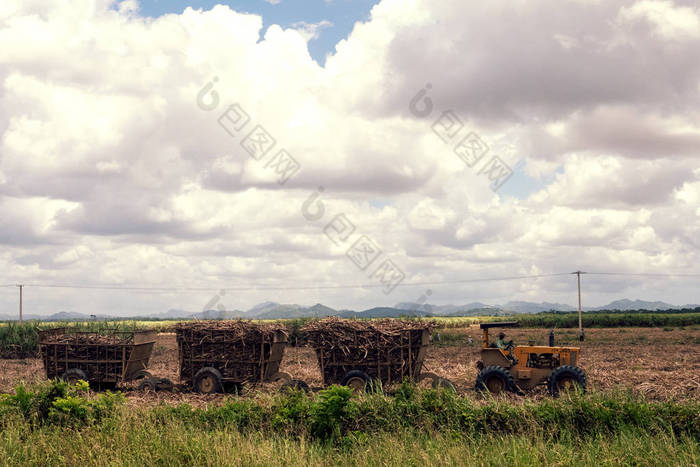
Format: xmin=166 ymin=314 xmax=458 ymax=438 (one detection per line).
xmin=62 ymin=368 xmax=88 ymax=385
xmin=341 ymin=370 xmax=372 ymax=392
xmin=193 ymin=367 xmax=223 ymax=394
xmin=475 ymin=366 xmax=516 ymax=394
xmin=548 ymin=365 xmax=586 ymax=397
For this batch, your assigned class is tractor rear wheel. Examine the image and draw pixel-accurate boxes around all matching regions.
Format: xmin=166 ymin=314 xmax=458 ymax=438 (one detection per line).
xmin=475 ymin=366 xmax=516 ymax=394
xmin=548 ymin=365 xmax=586 ymax=397
xmin=193 ymin=367 xmax=223 ymax=394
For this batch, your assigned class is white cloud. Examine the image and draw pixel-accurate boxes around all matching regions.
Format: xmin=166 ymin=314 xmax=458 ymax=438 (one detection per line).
xmin=619 ymin=0 xmax=700 ymax=40
xmin=0 ymin=0 xmax=698 ymax=316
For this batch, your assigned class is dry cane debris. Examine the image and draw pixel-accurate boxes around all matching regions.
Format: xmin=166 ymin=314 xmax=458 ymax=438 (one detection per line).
xmin=41 ymin=334 xmax=133 ymax=345
xmin=175 ymin=320 xmax=287 ymax=383
xmin=302 ymin=318 xmax=434 ymax=384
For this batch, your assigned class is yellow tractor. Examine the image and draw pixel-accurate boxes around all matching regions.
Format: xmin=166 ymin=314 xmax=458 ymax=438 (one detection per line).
xmin=474 ymin=322 xmax=586 ymax=396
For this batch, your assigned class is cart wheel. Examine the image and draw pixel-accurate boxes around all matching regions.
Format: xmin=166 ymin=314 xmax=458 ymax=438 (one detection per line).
xmin=138 ymin=378 xmax=157 ymax=393
xmin=193 ymin=367 xmax=223 ymax=394
xmin=133 ymin=370 xmax=152 ymax=381
xmin=280 ymin=379 xmax=310 ymax=393
xmin=341 ymin=370 xmax=371 ymax=392
xmin=155 ymin=378 xmax=174 ymax=392
xmin=62 ymin=368 xmax=87 ymax=385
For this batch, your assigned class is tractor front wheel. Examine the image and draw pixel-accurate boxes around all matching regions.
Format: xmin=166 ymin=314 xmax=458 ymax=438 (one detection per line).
xmin=548 ymin=365 xmax=586 ymax=397
xmin=475 ymin=366 xmax=516 ymax=394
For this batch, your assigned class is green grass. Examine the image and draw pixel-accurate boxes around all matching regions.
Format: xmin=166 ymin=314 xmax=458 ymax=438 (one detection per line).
xmin=0 ymin=422 xmax=696 ymax=466
xmin=0 ymin=322 xmax=40 ymax=358
xmin=0 ymin=381 xmax=698 ymax=466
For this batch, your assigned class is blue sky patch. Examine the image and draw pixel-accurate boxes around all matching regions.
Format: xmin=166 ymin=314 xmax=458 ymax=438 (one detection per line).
xmin=136 ymin=0 xmax=380 ymax=64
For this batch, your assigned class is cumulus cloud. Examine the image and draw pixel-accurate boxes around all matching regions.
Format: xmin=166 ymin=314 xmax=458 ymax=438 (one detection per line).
xmin=0 ymin=0 xmax=698 ymax=316
xmin=619 ymin=0 xmax=700 ymax=40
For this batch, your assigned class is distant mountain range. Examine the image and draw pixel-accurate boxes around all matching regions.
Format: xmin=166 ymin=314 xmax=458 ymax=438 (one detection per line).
xmin=1 ymin=299 xmax=698 ymax=321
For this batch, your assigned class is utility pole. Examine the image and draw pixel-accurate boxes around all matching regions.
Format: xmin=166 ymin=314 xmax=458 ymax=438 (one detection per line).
xmin=572 ymin=271 xmax=585 ymax=341
xmin=17 ymin=284 xmax=23 ymax=323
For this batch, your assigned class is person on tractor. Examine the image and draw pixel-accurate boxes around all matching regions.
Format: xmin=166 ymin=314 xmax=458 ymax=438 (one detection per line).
xmin=496 ymin=332 xmax=513 ymax=350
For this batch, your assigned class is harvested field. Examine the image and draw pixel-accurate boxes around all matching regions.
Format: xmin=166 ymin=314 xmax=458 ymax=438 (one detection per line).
xmin=1 ymin=327 xmax=698 ymax=405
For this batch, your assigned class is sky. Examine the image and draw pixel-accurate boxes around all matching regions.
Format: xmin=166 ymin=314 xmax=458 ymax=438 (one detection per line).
xmin=0 ymin=0 xmax=699 ymax=317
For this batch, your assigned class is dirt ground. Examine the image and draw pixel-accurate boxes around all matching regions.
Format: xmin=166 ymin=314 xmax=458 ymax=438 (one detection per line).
xmin=2 ymin=327 xmax=698 ymax=405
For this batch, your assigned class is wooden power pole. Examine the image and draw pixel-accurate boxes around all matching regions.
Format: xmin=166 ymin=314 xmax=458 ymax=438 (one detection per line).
xmin=17 ymin=284 xmax=23 ymax=323
xmin=573 ymin=271 xmax=585 ymax=341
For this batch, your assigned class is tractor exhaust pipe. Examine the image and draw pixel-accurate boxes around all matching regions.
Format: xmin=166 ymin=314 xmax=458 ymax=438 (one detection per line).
xmin=549 ymin=329 xmax=555 ymax=347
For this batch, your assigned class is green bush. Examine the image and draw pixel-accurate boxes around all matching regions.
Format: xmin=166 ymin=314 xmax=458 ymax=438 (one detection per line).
xmin=147 ymin=385 xmax=700 ymax=444
xmin=0 ymin=380 xmax=124 ymax=428
xmin=271 ymin=388 xmax=311 ymax=435
xmin=310 ymin=385 xmax=357 ymax=440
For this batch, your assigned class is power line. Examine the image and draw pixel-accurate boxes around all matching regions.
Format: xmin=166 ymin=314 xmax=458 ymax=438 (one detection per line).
xmin=385 ymin=272 xmax=572 ymax=287
xmin=5 ymin=271 xmax=698 ymax=293
xmin=586 ymin=272 xmax=700 ymax=278
xmin=17 ymin=272 xmax=571 ymax=293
